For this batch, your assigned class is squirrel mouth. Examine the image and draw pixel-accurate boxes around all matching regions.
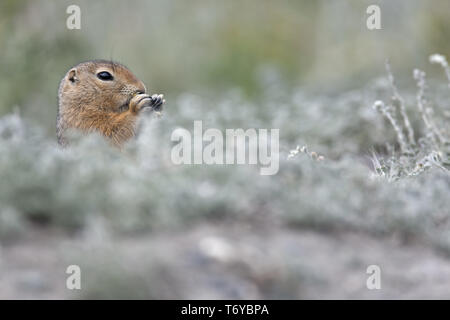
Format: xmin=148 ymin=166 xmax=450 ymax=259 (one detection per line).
xmin=118 ymin=103 xmax=129 ymax=112
xmin=118 ymin=95 xmax=133 ymax=112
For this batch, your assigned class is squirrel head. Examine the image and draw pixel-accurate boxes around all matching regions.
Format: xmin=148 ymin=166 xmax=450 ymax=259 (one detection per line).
xmin=58 ymin=60 xmax=147 ymax=114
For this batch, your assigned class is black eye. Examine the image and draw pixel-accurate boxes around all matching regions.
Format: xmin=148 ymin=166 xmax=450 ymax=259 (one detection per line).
xmin=97 ymin=71 xmax=114 ymax=81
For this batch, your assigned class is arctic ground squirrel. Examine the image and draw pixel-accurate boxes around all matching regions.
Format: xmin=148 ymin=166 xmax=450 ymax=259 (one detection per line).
xmin=57 ymin=60 xmax=164 ymax=147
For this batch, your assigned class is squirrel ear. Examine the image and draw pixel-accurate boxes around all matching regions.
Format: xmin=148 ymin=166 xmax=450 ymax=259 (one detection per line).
xmin=68 ymin=68 xmax=78 ymax=83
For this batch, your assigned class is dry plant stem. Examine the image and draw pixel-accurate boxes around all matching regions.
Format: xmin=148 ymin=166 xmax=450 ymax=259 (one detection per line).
xmin=413 ymin=69 xmax=446 ymax=145
xmin=430 ymin=54 xmax=450 ymax=87
xmin=380 ymin=104 xmax=411 ymax=154
xmin=385 ymin=60 xmax=415 ymax=147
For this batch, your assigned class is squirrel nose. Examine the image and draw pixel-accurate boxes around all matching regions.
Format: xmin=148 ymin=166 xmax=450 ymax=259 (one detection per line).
xmin=136 ymin=82 xmax=147 ymax=95
xmin=131 ymin=89 xmax=146 ymax=97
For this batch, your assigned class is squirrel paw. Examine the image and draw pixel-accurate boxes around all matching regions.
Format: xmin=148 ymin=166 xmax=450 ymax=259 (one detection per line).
xmin=150 ymin=94 xmax=165 ymax=112
xmin=129 ymin=93 xmax=165 ymax=113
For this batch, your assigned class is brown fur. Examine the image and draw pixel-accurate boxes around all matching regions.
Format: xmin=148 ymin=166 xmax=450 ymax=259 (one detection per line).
xmin=57 ymin=60 xmax=157 ymax=148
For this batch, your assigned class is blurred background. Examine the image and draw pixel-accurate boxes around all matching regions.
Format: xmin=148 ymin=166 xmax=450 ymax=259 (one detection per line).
xmin=1 ymin=0 xmax=450 ymax=132
xmin=0 ymin=0 xmax=450 ymax=299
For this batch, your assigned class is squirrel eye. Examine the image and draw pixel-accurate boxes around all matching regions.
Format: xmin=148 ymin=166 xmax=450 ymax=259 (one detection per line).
xmin=97 ymin=71 xmax=114 ymax=81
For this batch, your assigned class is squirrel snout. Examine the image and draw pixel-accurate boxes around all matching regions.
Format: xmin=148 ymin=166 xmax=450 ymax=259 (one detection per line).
xmin=121 ymin=83 xmax=146 ymax=97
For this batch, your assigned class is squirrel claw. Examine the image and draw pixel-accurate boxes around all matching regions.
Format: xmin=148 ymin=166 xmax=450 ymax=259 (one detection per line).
xmin=151 ymin=94 xmax=165 ymax=111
